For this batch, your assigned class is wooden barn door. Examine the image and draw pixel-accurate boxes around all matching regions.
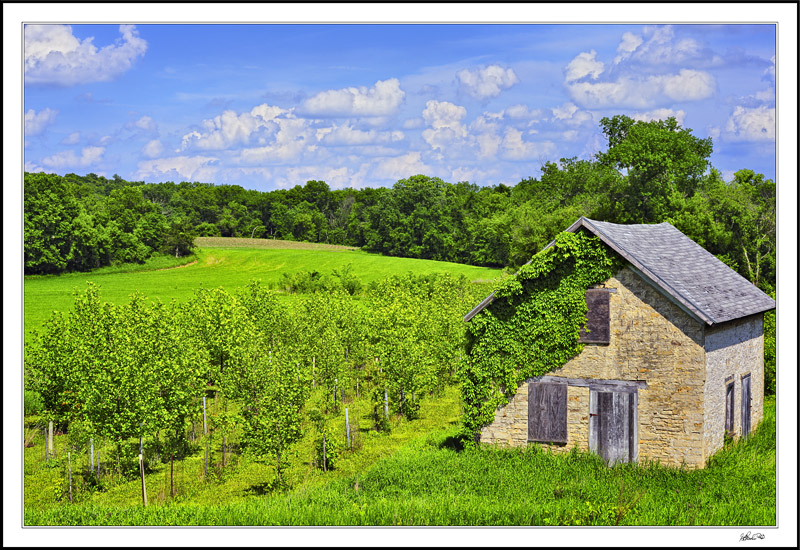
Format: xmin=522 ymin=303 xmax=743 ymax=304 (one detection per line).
xmin=589 ymin=390 xmax=637 ymax=464
xmin=725 ymin=380 xmax=735 ymax=438
xmin=741 ymin=374 xmax=751 ymax=437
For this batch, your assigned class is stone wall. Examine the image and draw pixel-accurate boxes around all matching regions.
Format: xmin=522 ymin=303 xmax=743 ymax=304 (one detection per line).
xmin=479 ymin=266 xmax=710 ymax=468
xmin=703 ymin=314 xmax=764 ymax=461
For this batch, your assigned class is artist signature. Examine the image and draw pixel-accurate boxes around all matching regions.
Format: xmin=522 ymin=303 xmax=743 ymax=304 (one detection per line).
xmin=739 ymin=531 xmax=765 ymax=541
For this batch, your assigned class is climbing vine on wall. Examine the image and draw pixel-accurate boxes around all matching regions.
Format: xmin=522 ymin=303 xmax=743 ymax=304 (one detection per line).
xmin=458 ymin=230 xmax=622 ymax=442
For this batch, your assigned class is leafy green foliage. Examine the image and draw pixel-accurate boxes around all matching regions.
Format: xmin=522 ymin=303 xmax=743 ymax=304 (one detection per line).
xmin=232 ymin=347 xmax=306 ymax=485
xmin=460 ymin=232 xmax=621 ymax=441
xmin=24 ymin=390 xmax=44 ymax=416
xmin=25 ymin=283 xmax=208 ymax=471
xmin=763 ymin=300 xmax=776 ymax=396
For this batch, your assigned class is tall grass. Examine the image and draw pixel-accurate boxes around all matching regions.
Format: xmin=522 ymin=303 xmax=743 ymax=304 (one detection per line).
xmin=24 ymin=397 xmax=775 ymax=526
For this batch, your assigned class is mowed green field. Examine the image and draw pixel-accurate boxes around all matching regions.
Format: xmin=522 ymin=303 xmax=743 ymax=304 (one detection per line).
xmin=23 ymin=238 xmax=502 ymax=338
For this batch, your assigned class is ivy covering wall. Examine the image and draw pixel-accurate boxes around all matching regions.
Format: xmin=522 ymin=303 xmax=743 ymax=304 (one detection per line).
xmin=458 ymin=231 xmax=622 ymax=442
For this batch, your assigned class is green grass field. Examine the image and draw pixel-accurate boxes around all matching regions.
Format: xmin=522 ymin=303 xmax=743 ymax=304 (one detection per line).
xmin=23 ymin=237 xmax=501 ymax=338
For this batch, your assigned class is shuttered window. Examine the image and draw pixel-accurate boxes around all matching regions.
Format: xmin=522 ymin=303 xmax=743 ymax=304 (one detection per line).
xmin=579 ymin=289 xmax=610 ymax=344
xmin=528 ymin=382 xmax=568 ymax=444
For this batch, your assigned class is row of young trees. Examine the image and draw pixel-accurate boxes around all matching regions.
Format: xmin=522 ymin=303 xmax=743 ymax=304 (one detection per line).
xmin=24 ymin=115 xmax=776 ymax=296
xmin=25 ymin=274 xmax=482 ymax=483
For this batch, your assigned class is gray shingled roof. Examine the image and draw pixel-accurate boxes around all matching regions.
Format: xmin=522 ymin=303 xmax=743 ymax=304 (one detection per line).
xmin=464 ymin=217 xmax=775 ymax=326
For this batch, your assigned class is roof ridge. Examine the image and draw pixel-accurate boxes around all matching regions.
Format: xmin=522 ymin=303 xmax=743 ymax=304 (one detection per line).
xmin=464 ymin=217 xmax=775 ymax=325
xmin=580 ymin=219 xmax=716 ymax=324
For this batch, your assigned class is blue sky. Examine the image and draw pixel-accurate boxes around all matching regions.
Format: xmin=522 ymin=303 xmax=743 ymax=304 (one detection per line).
xmin=23 ymin=22 xmax=778 ymax=191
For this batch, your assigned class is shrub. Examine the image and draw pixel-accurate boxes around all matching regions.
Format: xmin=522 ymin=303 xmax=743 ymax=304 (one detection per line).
xmin=24 ymin=390 xmax=44 ymax=416
xmin=196 ymin=222 xmax=220 ymax=237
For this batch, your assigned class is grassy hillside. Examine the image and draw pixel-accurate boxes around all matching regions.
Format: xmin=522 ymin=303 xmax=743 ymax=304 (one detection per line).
xmin=23 ymin=238 xmax=501 ymax=338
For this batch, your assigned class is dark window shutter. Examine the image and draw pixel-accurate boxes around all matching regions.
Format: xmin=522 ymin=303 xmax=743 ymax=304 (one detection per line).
xmin=528 ymin=382 xmax=567 ymax=444
xmin=579 ymin=289 xmax=610 ymax=344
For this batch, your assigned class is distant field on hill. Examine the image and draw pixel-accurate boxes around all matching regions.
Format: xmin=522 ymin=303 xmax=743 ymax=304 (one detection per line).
xmin=23 ymin=238 xmax=502 ymax=338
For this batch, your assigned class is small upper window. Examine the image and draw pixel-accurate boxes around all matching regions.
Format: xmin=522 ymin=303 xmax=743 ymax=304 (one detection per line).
xmin=579 ymin=289 xmax=610 ymax=344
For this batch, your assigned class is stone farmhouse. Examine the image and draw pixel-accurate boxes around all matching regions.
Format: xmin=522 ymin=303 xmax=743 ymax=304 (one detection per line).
xmin=464 ymin=217 xmax=775 ymax=468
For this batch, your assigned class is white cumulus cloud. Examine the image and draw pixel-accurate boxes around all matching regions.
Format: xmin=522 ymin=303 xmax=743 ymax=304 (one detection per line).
xmin=421 ymin=100 xmax=468 ymax=152
xmin=503 ymin=104 xmax=543 ymax=120
xmin=61 ymin=132 xmax=81 ymax=145
xmin=660 ymin=69 xmax=715 ymax=101
xmin=142 ymin=139 xmax=164 ymax=158
xmin=181 ymin=104 xmax=287 ymax=151
xmin=567 ymin=69 xmax=714 ymax=108
xmin=302 ymin=78 xmax=405 ymax=117
xmin=25 ymin=24 xmax=147 ymax=86
xmin=25 ymin=108 xmax=58 ymax=136
xmin=137 ymin=155 xmax=219 ymax=182
xmin=632 ymin=108 xmax=686 ymax=126
xmin=631 ymin=25 xmax=704 ymax=67
xmin=456 ymin=64 xmax=519 ymax=99
xmin=551 ymin=102 xmax=593 ymax=127
xmin=372 ymin=152 xmax=433 ymax=180
xmin=564 ymin=50 xmax=605 ymax=82
xmin=42 ymin=146 xmax=105 ymax=169
xmin=238 ymin=117 xmax=316 ymax=164
xmin=724 ymin=106 xmax=775 ymax=141
xmin=614 ymin=32 xmax=643 ymax=64
xmin=320 ymin=124 xmax=404 ymax=146
xmin=134 ymin=116 xmax=156 ymax=131
xmin=501 ymin=128 xmax=556 ymax=161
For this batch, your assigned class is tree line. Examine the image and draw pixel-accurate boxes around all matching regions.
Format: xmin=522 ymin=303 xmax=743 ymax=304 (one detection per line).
xmin=24 ymin=115 xmax=775 ymax=295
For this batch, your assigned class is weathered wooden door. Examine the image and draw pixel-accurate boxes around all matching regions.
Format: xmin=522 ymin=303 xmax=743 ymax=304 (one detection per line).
xmin=725 ymin=380 xmax=735 ymax=438
xmin=589 ymin=390 xmax=637 ymax=464
xmin=741 ymin=374 xmax=751 ymax=436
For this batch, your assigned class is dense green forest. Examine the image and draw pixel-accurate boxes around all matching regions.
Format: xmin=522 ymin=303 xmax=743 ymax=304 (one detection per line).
xmin=24 ymin=115 xmax=776 ymax=296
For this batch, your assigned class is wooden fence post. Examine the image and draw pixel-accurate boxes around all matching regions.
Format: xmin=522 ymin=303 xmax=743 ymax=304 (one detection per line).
xmin=44 ymin=426 xmax=49 ymax=463
xmin=48 ymin=420 xmax=54 ymax=459
xmin=384 ymin=389 xmax=389 ymax=420
xmin=139 ymin=453 xmax=148 ymax=506
xmin=90 ymin=438 xmax=94 ymax=473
